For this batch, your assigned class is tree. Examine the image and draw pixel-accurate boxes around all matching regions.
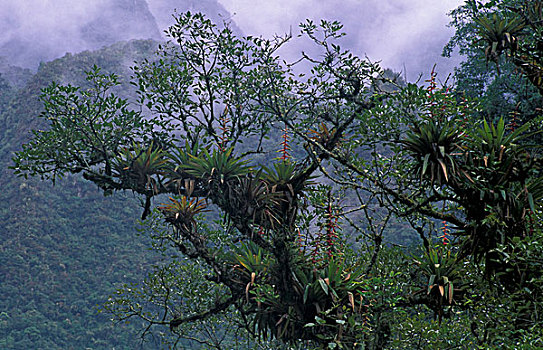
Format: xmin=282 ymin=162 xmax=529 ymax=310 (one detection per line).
xmin=471 ymin=0 xmax=542 ymax=94
xmin=444 ymin=0 xmax=543 ymax=154
xmin=446 ymin=0 xmax=543 ymax=102
xmin=12 ymin=11 xmax=543 ymax=349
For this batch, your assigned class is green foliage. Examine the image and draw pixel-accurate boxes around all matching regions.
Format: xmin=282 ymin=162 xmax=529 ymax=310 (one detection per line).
xmin=413 ymin=245 xmax=464 ymax=321
xmin=181 ymin=148 xmax=251 ymax=184
xmin=1 ymin=39 xmax=166 ymax=349
xmin=10 ymin=9 xmax=543 ymax=350
xmin=12 ymin=66 xmax=154 ymax=185
xmin=475 ymin=11 xmax=525 ymax=68
xmin=448 ymin=0 xmax=543 ymax=96
xmin=402 ymin=119 xmax=461 ymax=184
xmin=0 ymin=73 xmax=13 ymax=112
xmin=159 ymin=196 xmax=208 ymax=228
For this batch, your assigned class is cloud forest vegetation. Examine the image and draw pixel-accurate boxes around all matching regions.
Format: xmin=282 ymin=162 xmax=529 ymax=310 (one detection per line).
xmin=6 ymin=0 xmax=543 ymax=348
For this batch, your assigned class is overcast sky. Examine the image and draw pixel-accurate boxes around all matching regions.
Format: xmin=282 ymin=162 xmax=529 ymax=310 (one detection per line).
xmin=218 ymin=0 xmax=464 ymax=81
xmin=0 ymin=0 xmax=105 ymax=59
xmin=1 ymin=0 xmax=465 ymax=81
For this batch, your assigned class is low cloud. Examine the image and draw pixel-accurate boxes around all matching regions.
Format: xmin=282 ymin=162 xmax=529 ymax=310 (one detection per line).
xmin=146 ymin=0 xmax=243 ymax=38
xmin=0 ymin=0 xmax=160 ymax=69
xmin=219 ymin=0 xmax=463 ymax=80
xmin=1 ymin=0 xmax=464 ymax=79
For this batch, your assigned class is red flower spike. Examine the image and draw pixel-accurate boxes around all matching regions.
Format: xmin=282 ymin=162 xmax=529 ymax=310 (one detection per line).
xmin=278 ymin=124 xmax=291 ymax=161
xmin=441 ymin=220 xmax=450 ymax=245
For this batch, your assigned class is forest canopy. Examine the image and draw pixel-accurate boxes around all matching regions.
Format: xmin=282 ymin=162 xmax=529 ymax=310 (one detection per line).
xmin=12 ymin=2 xmax=543 ymax=348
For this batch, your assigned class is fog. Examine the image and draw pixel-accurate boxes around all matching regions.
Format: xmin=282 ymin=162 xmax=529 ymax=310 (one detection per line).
xmin=147 ymin=0 xmax=241 ymax=37
xmin=0 ymin=0 xmax=160 ymax=69
xmin=219 ymin=0 xmax=464 ymax=81
xmin=0 ymin=0 xmax=463 ymax=80
xmin=0 ymin=0 xmax=105 ymax=64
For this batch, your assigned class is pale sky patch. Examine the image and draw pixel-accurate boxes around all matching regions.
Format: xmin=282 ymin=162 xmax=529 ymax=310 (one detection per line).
xmin=219 ymin=0 xmax=464 ymax=80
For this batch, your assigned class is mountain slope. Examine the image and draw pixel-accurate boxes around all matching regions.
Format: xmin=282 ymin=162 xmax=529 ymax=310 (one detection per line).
xmin=0 ymin=2 xmax=242 ymax=347
xmin=0 ymin=40 xmax=163 ymax=349
xmin=0 ymin=0 xmax=161 ymax=69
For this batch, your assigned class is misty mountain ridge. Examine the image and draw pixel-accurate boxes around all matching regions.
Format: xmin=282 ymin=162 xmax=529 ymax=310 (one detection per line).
xmin=0 ymin=38 xmax=166 ymax=349
xmin=0 ymin=57 xmax=33 ymax=89
xmin=0 ymin=0 xmax=235 ymax=72
xmin=147 ymin=0 xmax=242 ymax=37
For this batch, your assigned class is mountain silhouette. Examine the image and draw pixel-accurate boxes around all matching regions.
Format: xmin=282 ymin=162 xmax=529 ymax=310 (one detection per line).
xmin=0 ymin=0 xmax=238 ymax=71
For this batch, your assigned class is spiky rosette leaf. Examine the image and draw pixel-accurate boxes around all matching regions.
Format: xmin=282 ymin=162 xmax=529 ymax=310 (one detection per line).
xmin=181 ymin=148 xmax=251 ymax=184
xmin=158 ymin=196 xmax=208 ymax=228
xmin=113 ymin=141 xmax=167 ymax=192
xmin=402 ymin=120 xmax=462 ymax=184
